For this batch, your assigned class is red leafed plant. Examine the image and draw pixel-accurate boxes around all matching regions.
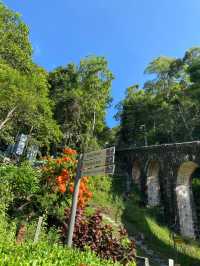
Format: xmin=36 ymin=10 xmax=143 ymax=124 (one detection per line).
xmin=61 ymin=209 xmax=136 ymax=265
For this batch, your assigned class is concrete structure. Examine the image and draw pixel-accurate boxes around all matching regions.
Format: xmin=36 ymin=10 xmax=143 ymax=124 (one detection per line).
xmin=117 ymin=141 xmax=200 ymax=239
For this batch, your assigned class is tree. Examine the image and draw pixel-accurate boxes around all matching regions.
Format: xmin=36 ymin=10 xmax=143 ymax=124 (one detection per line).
xmin=0 ymin=2 xmax=32 ymax=72
xmin=0 ymin=61 xmax=61 ymax=145
xmin=48 ymin=56 xmax=114 ymax=149
xmin=117 ymin=48 xmax=200 ymax=147
xmin=0 ymin=3 xmax=61 ymax=147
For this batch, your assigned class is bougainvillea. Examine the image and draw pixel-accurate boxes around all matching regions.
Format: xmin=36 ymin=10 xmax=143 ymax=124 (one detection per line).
xmin=40 ymin=148 xmax=92 ymax=214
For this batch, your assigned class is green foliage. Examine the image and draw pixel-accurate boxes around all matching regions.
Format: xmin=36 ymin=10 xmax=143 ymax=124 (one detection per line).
xmin=0 ymin=242 xmax=121 ymax=265
xmin=89 ymin=175 xmax=200 ymax=266
xmin=0 ymin=172 xmax=16 ymax=244
xmin=0 ymin=163 xmax=40 ymax=199
xmin=144 ymin=56 xmax=175 ymax=79
xmin=0 ymin=61 xmax=61 ymax=145
xmin=121 ymin=190 xmax=200 ymax=266
xmin=48 ymin=56 xmax=114 ymax=149
xmin=0 ymin=211 xmax=16 ymax=245
xmin=0 ymin=2 xmax=32 ymax=72
xmin=0 ymin=3 xmax=113 ymax=149
xmin=88 ymin=175 xmax=113 ymax=209
xmin=0 ymin=163 xmax=41 ymax=224
xmin=192 ymin=177 xmax=200 ymax=233
xmin=117 ymin=47 xmax=200 ymax=147
xmin=0 ymin=2 xmax=61 ymax=146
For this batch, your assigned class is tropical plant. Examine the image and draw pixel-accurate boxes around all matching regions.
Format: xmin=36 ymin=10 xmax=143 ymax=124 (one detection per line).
xmin=62 ymin=209 xmax=136 ymax=265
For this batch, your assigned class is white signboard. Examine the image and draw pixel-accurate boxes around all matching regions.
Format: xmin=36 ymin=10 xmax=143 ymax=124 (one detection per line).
xmin=82 ymin=155 xmax=114 ymax=169
xmin=169 ymin=259 xmax=174 ymax=266
xmin=81 ymin=164 xmax=115 ymax=177
xmin=27 ymin=145 xmax=38 ymax=161
xmin=83 ymin=147 xmax=115 ymax=161
xmin=15 ymin=134 xmax=28 ymax=155
xmin=81 ymin=147 xmax=115 ymax=176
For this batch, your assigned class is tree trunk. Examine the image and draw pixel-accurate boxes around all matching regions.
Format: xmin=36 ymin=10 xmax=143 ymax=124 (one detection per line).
xmin=16 ymin=223 xmax=26 ymax=244
xmin=0 ymin=106 xmax=16 ymax=131
xmin=92 ymin=110 xmax=96 ymax=135
xmin=177 ymin=103 xmax=193 ymax=140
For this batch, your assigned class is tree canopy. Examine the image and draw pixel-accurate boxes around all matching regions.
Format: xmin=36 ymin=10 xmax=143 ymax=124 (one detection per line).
xmin=0 ymin=2 xmax=32 ymax=72
xmin=0 ymin=3 xmax=61 ymax=147
xmin=48 ymin=56 xmax=114 ymax=150
xmin=117 ymin=48 xmax=200 ymax=148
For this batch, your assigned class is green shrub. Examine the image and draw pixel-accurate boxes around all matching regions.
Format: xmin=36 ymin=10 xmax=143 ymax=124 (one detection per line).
xmin=0 ymin=162 xmax=41 ymax=222
xmin=192 ymin=177 xmax=200 ymax=232
xmin=0 ymin=242 xmax=121 ymax=265
xmin=0 ymin=169 xmax=16 ymax=244
xmin=0 ymin=162 xmax=40 ymax=199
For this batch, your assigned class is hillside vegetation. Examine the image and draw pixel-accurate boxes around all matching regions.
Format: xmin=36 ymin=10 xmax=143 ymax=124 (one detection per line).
xmin=88 ymin=175 xmax=200 ymax=266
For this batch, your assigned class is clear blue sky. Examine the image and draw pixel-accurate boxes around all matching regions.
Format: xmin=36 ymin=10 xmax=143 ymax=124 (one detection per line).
xmin=4 ymin=0 xmax=200 ymax=127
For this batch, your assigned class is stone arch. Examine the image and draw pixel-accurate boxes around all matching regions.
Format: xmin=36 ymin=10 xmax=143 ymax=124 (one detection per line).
xmin=132 ymin=160 xmax=141 ymax=186
xmin=176 ymin=161 xmax=199 ymax=238
xmin=146 ymin=160 xmax=160 ymax=207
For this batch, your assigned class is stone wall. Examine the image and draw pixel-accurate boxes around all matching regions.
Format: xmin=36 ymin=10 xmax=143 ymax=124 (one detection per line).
xmin=117 ymin=141 xmax=200 ymax=239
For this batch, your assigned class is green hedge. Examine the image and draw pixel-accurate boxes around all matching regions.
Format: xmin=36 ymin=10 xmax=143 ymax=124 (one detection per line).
xmin=0 ymin=242 xmax=121 ymax=266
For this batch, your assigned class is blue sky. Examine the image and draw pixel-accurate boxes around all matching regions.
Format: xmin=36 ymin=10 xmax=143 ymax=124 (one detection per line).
xmin=4 ymin=0 xmax=200 ymax=127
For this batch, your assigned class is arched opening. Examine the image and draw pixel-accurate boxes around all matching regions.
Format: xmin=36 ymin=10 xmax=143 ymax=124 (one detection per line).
xmin=176 ymin=161 xmax=199 ymax=238
xmin=132 ymin=160 xmax=141 ymax=186
xmin=146 ymin=161 xmax=160 ymax=207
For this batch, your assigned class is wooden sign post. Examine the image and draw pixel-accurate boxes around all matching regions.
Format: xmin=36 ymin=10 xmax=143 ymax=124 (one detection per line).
xmin=66 ymin=147 xmax=115 ymax=247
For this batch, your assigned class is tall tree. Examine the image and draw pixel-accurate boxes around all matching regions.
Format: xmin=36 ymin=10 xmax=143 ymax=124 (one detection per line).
xmin=0 ymin=2 xmax=32 ymax=72
xmin=0 ymin=2 xmax=61 ymax=146
xmin=48 ymin=56 xmax=114 ymax=149
xmin=0 ymin=62 xmax=61 ymax=145
xmin=117 ymin=48 xmax=200 ymax=148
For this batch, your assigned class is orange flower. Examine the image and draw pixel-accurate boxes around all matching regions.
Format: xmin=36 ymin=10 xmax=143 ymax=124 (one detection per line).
xmin=61 ymin=169 xmax=68 ymax=176
xmin=69 ymin=184 xmax=74 ymax=193
xmin=62 ymin=157 xmax=71 ymax=162
xmin=56 ymin=159 xmax=62 ymax=164
xmin=80 ymin=183 xmax=86 ymax=191
xmin=78 ymin=190 xmax=83 ymax=198
xmin=87 ymin=191 xmax=93 ymax=198
xmin=59 ymin=183 xmax=66 ymax=193
xmin=56 ymin=175 xmax=63 ymax=183
xmin=63 ymin=148 xmax=77 ymax=155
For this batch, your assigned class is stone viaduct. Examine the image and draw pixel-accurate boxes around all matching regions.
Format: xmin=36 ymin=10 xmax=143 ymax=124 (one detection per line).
xmin=116 ymin=141 xmax=200 ymax=239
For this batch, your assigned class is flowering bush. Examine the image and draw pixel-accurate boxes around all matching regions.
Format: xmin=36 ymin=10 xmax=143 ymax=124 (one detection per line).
xmin=40 ymin=148 xmax=92 ymax=216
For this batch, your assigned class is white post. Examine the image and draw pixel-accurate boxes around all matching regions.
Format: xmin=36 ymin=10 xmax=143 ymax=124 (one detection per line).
xmin=169 ymin=259 xmax=174 ymax=266
xmin=66 ymin=154 xmax=83 ymax=247
xmin=34 ymin=216 xmax=43 ymax=243
xmin=145 ymin=257 xmax=150 ymax=266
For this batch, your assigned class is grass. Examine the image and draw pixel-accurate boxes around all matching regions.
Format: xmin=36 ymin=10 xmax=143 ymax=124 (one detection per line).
xmin=88 ymin=175 xmax=200 ymax=266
